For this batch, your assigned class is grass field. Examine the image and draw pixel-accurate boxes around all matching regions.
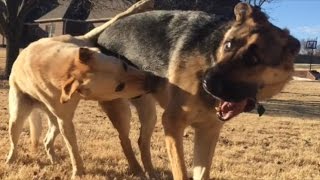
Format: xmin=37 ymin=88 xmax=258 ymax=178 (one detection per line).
xmin=0 ymin=50 xmax=319 ymax=179
xmin=295 ymin=64 xmax=320 ymax=71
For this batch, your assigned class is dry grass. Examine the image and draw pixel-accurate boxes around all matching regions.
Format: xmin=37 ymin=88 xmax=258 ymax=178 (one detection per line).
xmin=295 ymin=64 xmax=320 ymax=71
xmin=0 ymin=51 xmax=319 ymax=179
xmin=0 ymin=48 xmax=5 ymax=78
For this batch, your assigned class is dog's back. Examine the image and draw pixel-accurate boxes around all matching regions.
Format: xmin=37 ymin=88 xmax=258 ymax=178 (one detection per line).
xmin=98 ymin=10 xmax=222 ymax=77
xmin=10 ymin=38 xmax=80 ymax=101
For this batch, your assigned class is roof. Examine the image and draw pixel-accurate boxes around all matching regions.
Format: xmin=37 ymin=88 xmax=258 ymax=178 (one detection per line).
xmin=36 ymin=0 xmax=71 ymax=22
xmin=35 ymin=0 xmax=130 ymax=22
xmin=87 ymin=1 xmax=130 ymax=19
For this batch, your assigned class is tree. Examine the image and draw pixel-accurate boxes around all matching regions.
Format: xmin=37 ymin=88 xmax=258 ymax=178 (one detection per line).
xmin=315 ymin=45 xmax=320 ymax=57
xmin=97 ymin=0 xmax=240 ymax=18
xmin=154 ymin=0 xmax=239 ymax=18
xmin=242 ymin=0 xmax=274 ymax=7
xmin=0 ymin=0 xmax=44 ymax=78
xmin=299 ymin=39 xmax=309 ymax=55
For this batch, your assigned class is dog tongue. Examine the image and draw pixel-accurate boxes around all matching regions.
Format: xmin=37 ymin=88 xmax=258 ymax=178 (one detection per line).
xmin=219 ymin=100 xmax=248 ymax=121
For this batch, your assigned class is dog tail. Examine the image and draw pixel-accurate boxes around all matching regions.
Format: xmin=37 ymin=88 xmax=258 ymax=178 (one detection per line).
xmin=29 ymin=110 xmax=42 ymax=152
xmin=77 ymin=0 xmax=154 ymax=41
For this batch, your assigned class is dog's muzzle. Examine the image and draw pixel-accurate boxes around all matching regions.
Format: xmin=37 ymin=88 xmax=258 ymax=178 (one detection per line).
xmin=202 ymin=69 xmax=258 ymax=121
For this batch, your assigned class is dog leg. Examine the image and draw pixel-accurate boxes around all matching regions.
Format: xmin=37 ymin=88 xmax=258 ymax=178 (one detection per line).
xmin=29 ymin=109 xmax=42 ymax=152
xmin=99 ymin=100 xmax=144 ymax=175
xmin=6 ymin=86 xmax=33 ymax=163
xmin=54 ymin=105 xmax=84 ymax=178
xmin=162 ymin=106 xmax=188 ymax=180
xmin=43 ymin=111 xmax=60 ymax=164
xmin=131 ymin=95 xmax=157 ymax=177
xmin=192 ymin=120 xmax=223 ymax=180
xmin=57 ymin=118 xmax=84 ymax=177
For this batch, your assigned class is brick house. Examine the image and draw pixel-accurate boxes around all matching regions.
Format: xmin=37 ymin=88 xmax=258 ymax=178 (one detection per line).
xmin=0 ymin=0 xmax=242 ymax=47
xmin=0 ymin=0 xmax=129 ymax=47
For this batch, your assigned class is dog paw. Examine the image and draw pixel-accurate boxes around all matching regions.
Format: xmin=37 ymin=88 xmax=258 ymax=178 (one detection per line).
xmin=48 ymin=155 xmax=58 ymax=164
xmin=130 ymin=166 xmax=144 ymax=176
xmin=6 ymin=152 xmax=17 ymax=164
xmin=71 ymin=168 xmax=85 ymax=179
xmin=5 ymin=158 xmax=14 ymax=164
xmin=146 ymin=172 xmax=163 ymax=180
xmin=45 ymin=148 xmax=58 ymax=164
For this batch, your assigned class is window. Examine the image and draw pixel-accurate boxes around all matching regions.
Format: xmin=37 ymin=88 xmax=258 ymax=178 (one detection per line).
xmin=45 ymin=23 xmax=56 ymax=37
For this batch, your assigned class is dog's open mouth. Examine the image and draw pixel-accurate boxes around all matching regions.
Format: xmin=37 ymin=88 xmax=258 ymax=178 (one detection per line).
xmin=215 ymin=98 xmax=256 ymax=121
xmin=202 ymin=80 xmax=265 ymax=121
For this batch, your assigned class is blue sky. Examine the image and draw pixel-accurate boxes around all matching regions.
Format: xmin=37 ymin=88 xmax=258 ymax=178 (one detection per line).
xmin=263 ymin=0 xmax=320 ymax=41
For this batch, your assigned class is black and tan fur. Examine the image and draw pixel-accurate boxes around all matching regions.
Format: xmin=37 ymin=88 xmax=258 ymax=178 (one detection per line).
xmin=96 ymin=3 xmax=300 ymax=180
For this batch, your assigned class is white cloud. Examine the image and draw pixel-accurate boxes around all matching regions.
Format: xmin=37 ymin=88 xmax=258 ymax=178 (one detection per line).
xmin=294 ymin=25 xmax=320 ymax=36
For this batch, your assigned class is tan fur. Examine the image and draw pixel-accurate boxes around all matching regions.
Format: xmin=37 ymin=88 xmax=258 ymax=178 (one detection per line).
xmin=153 ymin=3 xmax=300 ymax=180
xmin=8 ymin=2 xmax=300 ymax=180
xmin=7 ymin=1 xmax=157 ymax=178
xmin=6 ymin=36 xmax=151 ymax=178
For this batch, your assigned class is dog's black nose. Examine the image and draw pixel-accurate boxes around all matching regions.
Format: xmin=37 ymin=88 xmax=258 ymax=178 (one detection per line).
xmin=203 ymin=68 xmax=257 ymax=102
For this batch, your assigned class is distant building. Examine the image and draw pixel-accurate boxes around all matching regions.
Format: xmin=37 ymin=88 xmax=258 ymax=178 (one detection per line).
xmin=0 ymin=0 xmax=241 ymax=47
xmin=0 ymin=0 xmax=129 ymax=47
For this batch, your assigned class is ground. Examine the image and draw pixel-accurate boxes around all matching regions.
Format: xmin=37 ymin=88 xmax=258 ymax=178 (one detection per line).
xmin=0 ymin=49 xmax=319 ymax=179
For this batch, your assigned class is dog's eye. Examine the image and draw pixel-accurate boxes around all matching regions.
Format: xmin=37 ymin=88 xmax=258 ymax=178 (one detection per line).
xmin=224 ymin=41 xmax=232 ymax=51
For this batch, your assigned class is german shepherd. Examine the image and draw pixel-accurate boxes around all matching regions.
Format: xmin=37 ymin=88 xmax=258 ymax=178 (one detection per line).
xmin=96 ymin=3 xmax=300 ymax=179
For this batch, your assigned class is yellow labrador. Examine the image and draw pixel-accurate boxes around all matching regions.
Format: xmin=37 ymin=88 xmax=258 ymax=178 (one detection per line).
xmin=6 ymin=35 xmax=158 ymax=178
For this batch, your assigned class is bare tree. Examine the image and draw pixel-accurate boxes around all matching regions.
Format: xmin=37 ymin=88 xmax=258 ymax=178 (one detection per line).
xmin=155 ymin=0 xmax=240 ymax=19
xmin=299 ymin=39 xmax=309 ymax=55
xmin=88 ymin=0 xmax=240 ymax=21
xmin=242 ymin=0 xmax=274 ymax=7
xmin=0 ymin=0 xmax=44 ymax=78
xmin=315 ymin=45 xmax=320 ymax=57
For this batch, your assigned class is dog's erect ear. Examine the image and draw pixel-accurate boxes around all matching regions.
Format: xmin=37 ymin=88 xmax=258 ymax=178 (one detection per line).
xmin=234 ymin=3 xmax=253 ymax=23
xmin=60 ymin=77 xmax=80 ymax=104
xmin=234 ymin=3 xmax=268 ymax=24
xmin=78 ymin=47 xmax=94 ymax=64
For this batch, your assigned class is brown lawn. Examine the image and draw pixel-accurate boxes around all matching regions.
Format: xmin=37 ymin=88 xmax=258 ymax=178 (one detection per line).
xmin=0 ymin=49 xmax=319 ymax=179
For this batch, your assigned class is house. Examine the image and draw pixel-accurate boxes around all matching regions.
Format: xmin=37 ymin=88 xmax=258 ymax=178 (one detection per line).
xmin=0 ymin=0 xmax=130 ymax=47
xmin=0 ymin=0 xmax=241 ymax=47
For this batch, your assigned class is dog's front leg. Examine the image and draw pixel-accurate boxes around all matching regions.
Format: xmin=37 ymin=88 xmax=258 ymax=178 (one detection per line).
xmin=163 ymin=107 xmax=188 ymax=180
xmin=55 ymin=109 xmax=84 ymax=178
xmin=192 ymin=120 xmax=224 ymax=180
xmin=57 ymin=118 xmax=84 ymax=178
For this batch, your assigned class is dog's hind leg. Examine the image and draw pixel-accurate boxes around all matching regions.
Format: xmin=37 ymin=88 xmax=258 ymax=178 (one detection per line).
xmin=42 ymin=109 xmax=60 ymax=164
xmin=99 ymin=100 xmax=144 ymax=176
xmin=131 ymin=95 xmax=157 ymax=177
xmin=6 ymin=86 xmax=33 ymax=164
xmin=192 ymin=120 xmax=223 ymax=180
xmin=29 ymin=109 xmax=42 ymax=152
